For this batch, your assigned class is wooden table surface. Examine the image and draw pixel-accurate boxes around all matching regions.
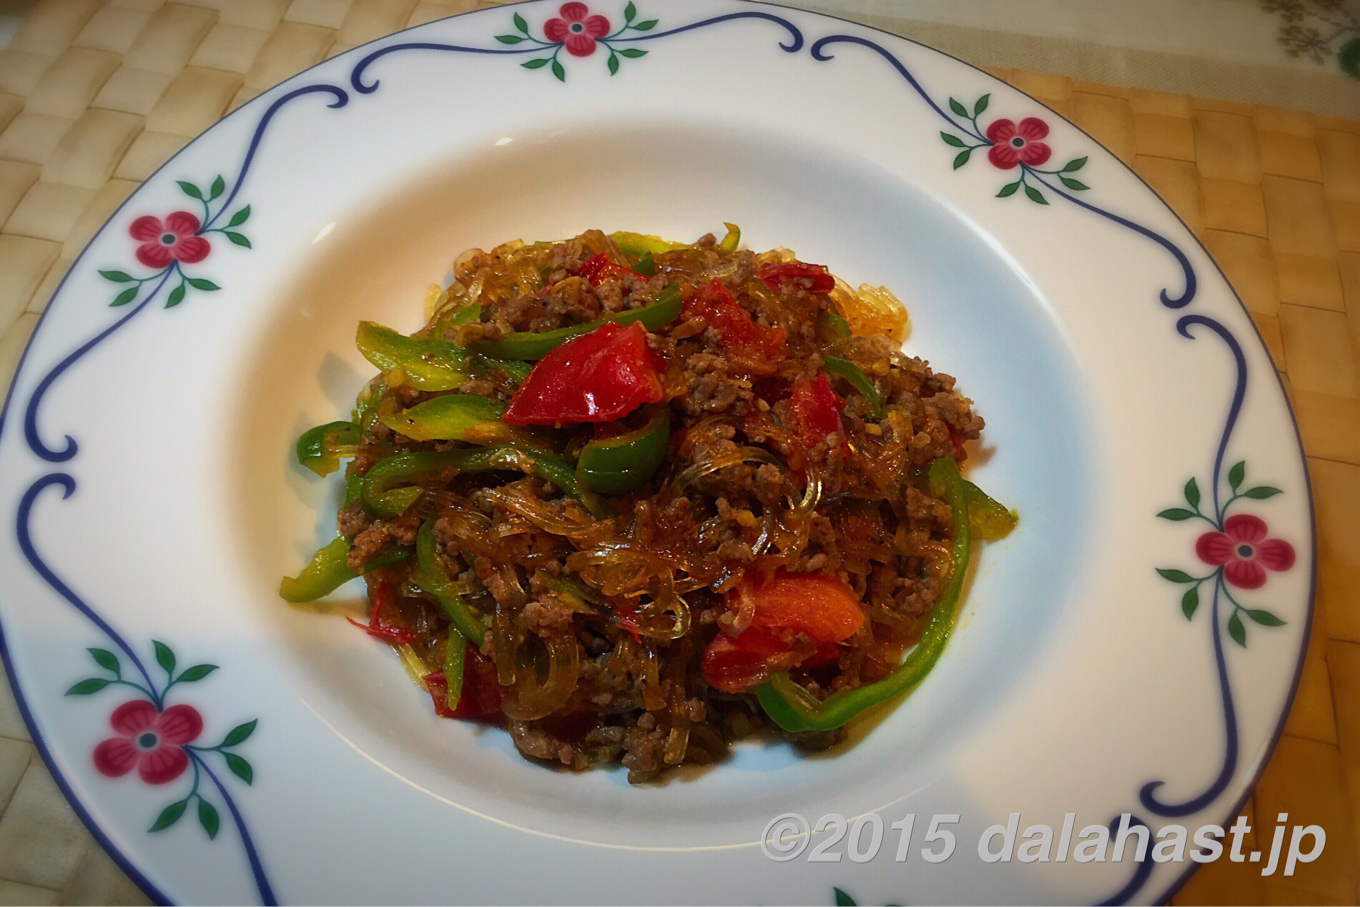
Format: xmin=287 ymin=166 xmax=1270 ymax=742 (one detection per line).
xmin=0 ymin=0 xmax=1357 ymax=904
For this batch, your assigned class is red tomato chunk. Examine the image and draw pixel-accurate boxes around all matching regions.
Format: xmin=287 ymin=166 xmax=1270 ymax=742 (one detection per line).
xmin=757 ymin=261 xmax=836 ymax=295
xmin=789 ymin=374 xmax=846 ymax=456
xmin=578 ymin=253 xmax=645 ymax=287
xmin=425 ymin=647 xmax=504 ymax=720
xmin=503 ymin=322 xmax=664 ymax=425
xmin=702 ymin=570 xmax=865 ymax=692
xmin=681 ymin=279 xmax=786 ymax=358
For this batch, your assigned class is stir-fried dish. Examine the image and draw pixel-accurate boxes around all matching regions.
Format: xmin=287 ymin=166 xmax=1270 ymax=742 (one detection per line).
xmin=281 ymin=226 xmax=1015 ymax=781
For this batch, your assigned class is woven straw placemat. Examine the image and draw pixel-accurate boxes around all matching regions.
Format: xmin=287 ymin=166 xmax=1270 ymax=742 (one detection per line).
xmin=0 ymin=1 xmax=1357 ymax=904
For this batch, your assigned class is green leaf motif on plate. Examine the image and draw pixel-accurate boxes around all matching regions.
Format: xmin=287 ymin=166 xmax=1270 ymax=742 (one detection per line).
xmin=176 ymin=664 xmax=218 ymax=683
xmin=89 ymin=648 xmax=120 ymax=673
xmin=1155 ymin=461 xmax=1295 ymax=649
xmin=1246 ymin=608 xmax=1285 ymax=627
xmin=68 ymin=638 xmax=259 ymax=845
xmin=65 ymin=678 xmax=110 ymax=695
xmin=512 ymin=5 xmax=661 ymax=82
xmin=937 ymin=95 xmax=1094 ymax=205
xmin=1185 ymin=478 xmax=1201 ymax=508
xmin=221 ymin=719 xmax=258 ymax=748
xmin=225 ymin=753 xmax=254 ymax=785
xmin=153 ymin=640 xmax=176 ymax=675
xmin=198 ymin=800 xmax=220 ymax=840
xmin=150 ymin=800 xmax=186 ymax=832
xmin=1182 ymin=587 xmax=1199 ymax=620
xmin=101 ymin=172 xmax=248 ymax=308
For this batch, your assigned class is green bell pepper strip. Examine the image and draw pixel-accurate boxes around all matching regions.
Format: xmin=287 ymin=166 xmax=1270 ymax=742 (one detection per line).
xmin=296 ymin=421 xmax=360 ymax=477
xmin=816 ymin=309 xmax=852 ymax=341
xmin=822 ymin=356 xmax=884 ymax=420
xmin=361 ymin=450 xmax=461 ymax=517
xmin=279 ymin=538 xmax=352 ymax=602
xmin=356 ymin=321 xmax=473 ymax=391
xmin=343 ymin=472 xmax=364 ymax=509
xmin=278 ymin=538 xmax=412 ymax=602
xmin=609 ymin=231 xmax=690 ymax=257
xmin=755 ymin=457 xmax=971 ymax=732
xmin=422 ymin=303 xmax=533 ymax=384
xmin=365 ymin=486 xmax=422 ymax=519
xmin=378 ymin=394 xmax=518 ymax=445
xmin=508 ymin=447 xmax=613 ymax=518
xmin=964 ymin=479 xmax=1018 ymax=540
xmin=358 ymin=315 xmax=530 ymax=391
xmin=574 ymin=406 xmax=670 ymax=495
xmin=427 ymin=301 xmax=482 ymax=336
xmin=473 ymin=354 xmax=532 ymax=385
xmin=364 ymin=545 xmax=413 ymax=570
xmin=718 ymin=223 xmax=741 ymax=254
xmin=924 ymin=463 xmax=1016 ymax=539
xmin=436 ymin=305 xmax=534 ymax=383
xmin=448 ymin=302 xmax=481 ymax=324
xmin=415 ymin=519 xmax=486 ymax=646
xmin=443 ymin=625 xmax=466 ymax=711
xmin=362 ymin=445 xmax=610 ymax=519
xmin=541 ymin=574 xmax=602 ymax=611
xmin=471 ymin=286 xmax=682 ymax=361
xmin=353 ymin=385 xmax=386 ymax=434
xmin=634 ymin=252 xmax=656 ymax=277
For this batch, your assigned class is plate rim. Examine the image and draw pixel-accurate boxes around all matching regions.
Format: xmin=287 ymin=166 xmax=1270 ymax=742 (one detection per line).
xmin=0 ymin=2 xmax=1317 ymax=903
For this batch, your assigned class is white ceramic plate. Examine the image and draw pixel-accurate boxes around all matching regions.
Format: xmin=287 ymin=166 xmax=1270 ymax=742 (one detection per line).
xmin=0 ymin=2 xmax=1314 ymax=903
